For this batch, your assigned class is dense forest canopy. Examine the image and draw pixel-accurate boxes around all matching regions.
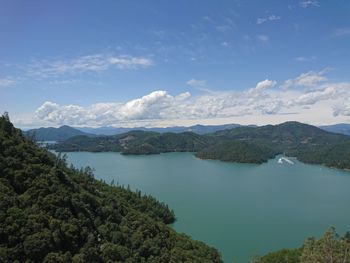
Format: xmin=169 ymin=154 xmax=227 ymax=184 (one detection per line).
xmin=0 ymin=114 xmax=222 ymax=263
xmin=50 ymin=121 xmax=350 ymax=169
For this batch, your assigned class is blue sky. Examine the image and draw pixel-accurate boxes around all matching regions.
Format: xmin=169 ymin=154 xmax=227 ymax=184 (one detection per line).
xmin=1 ymin=0 xmax=350 ymax=127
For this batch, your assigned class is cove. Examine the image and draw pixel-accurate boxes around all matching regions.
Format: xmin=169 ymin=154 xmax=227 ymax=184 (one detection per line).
xmin=61 ymin=151 xmax=350 ymax=263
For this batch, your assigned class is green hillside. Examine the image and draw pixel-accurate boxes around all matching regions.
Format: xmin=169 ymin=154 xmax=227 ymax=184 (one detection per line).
xmin=0 ymin=114 xmax=222 ymax=263
xmin=51 ymin=121 xmax=350 ymax=170
xmin=25 ymin=125 xmax=94 ymax=142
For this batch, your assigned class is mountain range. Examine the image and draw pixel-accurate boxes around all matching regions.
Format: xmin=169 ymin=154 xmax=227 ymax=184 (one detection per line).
xmin=50 ymin=121 xmax=350 ymax=170
xmin=25 ymin=123 xmax=350 ymax=142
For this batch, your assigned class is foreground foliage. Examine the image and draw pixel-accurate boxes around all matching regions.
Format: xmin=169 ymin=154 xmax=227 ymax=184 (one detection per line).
xmin=0 ymin=114 xmax=222 ymax=263
xmin=255 ymin=227 xmax=350 ymax=263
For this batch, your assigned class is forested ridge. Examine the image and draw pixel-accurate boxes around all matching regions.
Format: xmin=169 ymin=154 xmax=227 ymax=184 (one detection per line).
xmin=0 ymin=114 xmax=222 ymax=263
xmin=51 ymin=121 xmax=350 ymax=169
xmin=25 ymin=125 xmax=94 ymax=142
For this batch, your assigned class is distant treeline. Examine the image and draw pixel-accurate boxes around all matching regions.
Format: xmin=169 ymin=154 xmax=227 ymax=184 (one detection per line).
xmin=50 ymin=121 xmax=350 ymax=170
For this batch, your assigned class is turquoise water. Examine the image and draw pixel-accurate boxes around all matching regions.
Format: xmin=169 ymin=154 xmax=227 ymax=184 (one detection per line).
xmin=62 ymin=152 xmax=350 ymax=263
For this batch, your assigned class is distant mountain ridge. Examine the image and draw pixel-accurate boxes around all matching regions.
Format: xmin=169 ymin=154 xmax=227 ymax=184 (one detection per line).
xmin=24 ymin=123 xmax=251 ymax=141
xmin=51 ymin=121 xmax=350 ymax=170
xmin=25 ymin=122 xmax=350 ymax=143
xmin=76 ymin=123 xmax=251 ymax=135
xmin=319 ymin=123 xmax=350 ymax=136
xmin=25 ymin=125 xmax=94 ymax=141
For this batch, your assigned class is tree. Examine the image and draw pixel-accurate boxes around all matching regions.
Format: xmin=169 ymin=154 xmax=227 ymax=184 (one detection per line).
xmin=301 ymin=227 xmax=350 ymax=263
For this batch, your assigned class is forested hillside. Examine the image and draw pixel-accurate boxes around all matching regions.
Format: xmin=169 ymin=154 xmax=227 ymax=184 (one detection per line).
xmin=51 ymin=121 xmax=350 ymax=169
xmin=25 ymin=125 xmax=94 ymax=141
xmin=0 ymin=114 xmax=222 ymax=263
xmin=51 ymin=130 xmax=210 ymax=154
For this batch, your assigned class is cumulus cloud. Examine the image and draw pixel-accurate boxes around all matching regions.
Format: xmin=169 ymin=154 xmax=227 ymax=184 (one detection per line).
xmin=26 ymin=71 xmax=350 ymax=127
xmin=333 ymin=102 xmax=350 ymax=116
xmin=300 ymin=0 xmax=320 ymax=8
xmin=289 ymin=86 xmax=337 ymax=106
xmin=27 ymin=54 xmax=153 ymax=77
xmin=257 ymin=15 xmax=281 ymax=25
xmin=254 ymin=79 xmax=277 ymax=91
xmin=35 ymin=91 xmax=193 ymax=126
xmin=281 ymin=69 xmax=328 ymax=89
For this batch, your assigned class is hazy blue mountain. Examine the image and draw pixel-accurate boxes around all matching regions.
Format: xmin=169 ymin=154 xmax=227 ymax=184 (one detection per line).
xmin=319 ymin=123 xmax=350 ymax=136
xmin=25 ymin=125 xmax=94 ymax=141
xmin=76 ymin=123 xmax=250 ymax=135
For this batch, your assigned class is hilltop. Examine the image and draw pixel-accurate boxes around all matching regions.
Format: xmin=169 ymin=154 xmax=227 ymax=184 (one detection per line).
xmin=25 ymin=125 xmax=94 ymax=141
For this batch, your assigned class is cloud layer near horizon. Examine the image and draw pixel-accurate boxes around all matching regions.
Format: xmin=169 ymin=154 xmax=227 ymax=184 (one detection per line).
xmin=14 ymin=70 xmax=350 ymax=127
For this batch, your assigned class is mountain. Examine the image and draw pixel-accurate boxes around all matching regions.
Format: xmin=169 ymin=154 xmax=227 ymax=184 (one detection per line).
xmin=50 ymin=130 xmax=210 ymax=154
xmin=319 ymin=123 xmax=350 ymax=136
xmin=51 ymin=121 xmax=350 ymax=169
xmin=25 ymin=125 xmax=94 ymax=141
xmin=0 ymin=114 xmax=222 ymax=262
xmin=202 ymin=121 xmax=350 ymax=168
xmin=76 ymin=123 xmax=247 ymax=135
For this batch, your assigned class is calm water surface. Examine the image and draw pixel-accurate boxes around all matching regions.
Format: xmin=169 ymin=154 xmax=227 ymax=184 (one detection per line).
xmin=62 ymin=152 xmax=350 ymax=263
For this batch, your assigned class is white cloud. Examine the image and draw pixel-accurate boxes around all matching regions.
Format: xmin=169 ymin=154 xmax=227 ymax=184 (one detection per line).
xmin=289 ymin=86 xmax=337 ymax=106
xmin=187 ymin=79 xmax=207 ymax=87
xmin=281 ymin=69 xmax=329 ymax=89
xmin=35 ymin=91 xmax=193 ymax=126
xmin=300 ymin=1 xmax=320 ymax=8
xmin=0 ymin=78 xmax=16 ymax=87
xmin=17 ymin=71 xmax=350 ymax=127
xmin=333 ymin=28 xmax=350 ymax=37
xmin=257 ymin=35 xmax=269 ymax=43
xmin=27 ymin=54 xmax=153 ymax=77
xmin=257 ymin=15 xmax=281 ymax=25
xmin=254 ymin=79 xmax=277 ymax=91
xmin=333 ymin=102 xmax=350 ymax=116
xmin=294 ymin=56 xmax=317 ymax=62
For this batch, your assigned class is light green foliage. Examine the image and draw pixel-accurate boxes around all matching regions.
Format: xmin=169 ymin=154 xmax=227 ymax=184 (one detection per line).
xmin=257 ymin=228 xmax=350 ymax=263
xmin=301 ymin=227 xmax=350 ymax=263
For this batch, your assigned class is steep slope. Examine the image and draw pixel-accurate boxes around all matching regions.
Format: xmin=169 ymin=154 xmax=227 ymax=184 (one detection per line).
xmin=25 ymin=125 xmax=94 ymax=141
xmin=0 ymin=114 xmax=222 ymax=263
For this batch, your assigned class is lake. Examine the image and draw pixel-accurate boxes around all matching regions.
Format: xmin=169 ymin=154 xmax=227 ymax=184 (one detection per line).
xmin=61 ymin=151 xmax=350 ymax=263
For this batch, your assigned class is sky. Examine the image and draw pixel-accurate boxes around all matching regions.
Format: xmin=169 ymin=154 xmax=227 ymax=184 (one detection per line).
xmin=1 ymin=0 xmax=350 ymax=128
